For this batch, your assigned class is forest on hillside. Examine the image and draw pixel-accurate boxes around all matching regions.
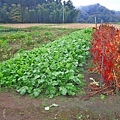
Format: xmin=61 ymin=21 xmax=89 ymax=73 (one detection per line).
xmin=0 ymin=0 xmax=78 ymax=23
xmin=77 ymin=3 xmax=120 ymax=23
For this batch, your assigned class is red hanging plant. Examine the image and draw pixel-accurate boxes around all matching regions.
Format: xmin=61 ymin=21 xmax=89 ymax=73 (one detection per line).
xmin=90 ymin=24 xmax=120 ymax=88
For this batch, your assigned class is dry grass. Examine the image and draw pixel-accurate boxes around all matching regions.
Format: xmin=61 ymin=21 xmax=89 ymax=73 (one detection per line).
xmin=0 ymin=23 xmax=97 ymax=29
xmin=0 ymin=23 xmax=51 ymax=28
xmin=0 ymin=23 xmax=120 ymax=29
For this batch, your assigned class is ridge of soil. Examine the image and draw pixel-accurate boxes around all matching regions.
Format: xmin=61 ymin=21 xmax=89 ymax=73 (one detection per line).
xmin=0 ymin=91 xmax=120 ymax=120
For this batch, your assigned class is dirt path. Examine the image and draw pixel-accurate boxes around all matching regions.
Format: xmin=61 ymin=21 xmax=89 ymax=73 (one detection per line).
xmin=0 ymin=91 xmax=120 ymax=120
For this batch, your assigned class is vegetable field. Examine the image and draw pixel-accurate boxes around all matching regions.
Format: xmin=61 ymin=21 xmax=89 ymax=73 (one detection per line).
xmin=0 ymin=24 xmax=120 ymax=120
xmin=0 ymin=27 xmax=92 ymax=98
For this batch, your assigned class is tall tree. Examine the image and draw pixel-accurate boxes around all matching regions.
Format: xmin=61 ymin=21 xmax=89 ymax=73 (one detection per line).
xmin=9 ymin=4 xmax=22 ymax=23
xmin=29 ymin=9 xmax=37 ymax=23
xmin=66 ymin=0 xmax=74 ymax=10
xmin=0 ymin=3 xmax=9 ymax=23
xmin=23 ymin=7 xmax=30 ymax=22
xmin=36 ymin=4 xmax=42 ymax=23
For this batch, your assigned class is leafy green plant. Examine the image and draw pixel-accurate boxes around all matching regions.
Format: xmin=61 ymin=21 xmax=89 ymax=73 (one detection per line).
xmin=0 ymin=28 xmax=92 ymax=97
xmin=100 ymin=94 xmax=105 ymax=100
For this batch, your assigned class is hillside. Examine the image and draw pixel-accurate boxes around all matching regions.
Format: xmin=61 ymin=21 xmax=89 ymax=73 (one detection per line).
xmin=77 ymin=3 xmax=120 ymax=23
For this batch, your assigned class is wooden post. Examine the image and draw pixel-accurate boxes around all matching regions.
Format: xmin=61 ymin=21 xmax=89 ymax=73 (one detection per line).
xmin=95 ymin=16 xmax=97 ymax=28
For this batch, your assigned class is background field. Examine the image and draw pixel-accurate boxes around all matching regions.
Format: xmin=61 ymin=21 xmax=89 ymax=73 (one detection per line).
xmin=0 ymin=23 xmax=120 ymax=29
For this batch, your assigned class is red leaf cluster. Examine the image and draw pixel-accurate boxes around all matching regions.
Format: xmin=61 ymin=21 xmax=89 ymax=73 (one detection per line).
xmin=90 ymin=24 xmax=120 ymax=88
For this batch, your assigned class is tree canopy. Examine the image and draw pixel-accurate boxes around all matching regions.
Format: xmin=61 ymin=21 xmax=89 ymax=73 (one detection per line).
xmin=0 ymin=0 xmax=78 ymax=23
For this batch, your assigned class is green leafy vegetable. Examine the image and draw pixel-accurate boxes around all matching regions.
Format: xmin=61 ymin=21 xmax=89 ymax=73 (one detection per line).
xmin=0 ymin=28 xmax=92 ymax=97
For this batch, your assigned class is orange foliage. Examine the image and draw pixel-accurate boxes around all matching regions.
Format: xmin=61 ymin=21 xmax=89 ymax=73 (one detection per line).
xmin=90 ymin=24 xmax=120 ymax=89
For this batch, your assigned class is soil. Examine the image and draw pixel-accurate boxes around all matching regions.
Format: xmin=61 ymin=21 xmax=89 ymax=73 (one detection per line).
xmin=0 ymin=72 xmax=120 ymax=120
